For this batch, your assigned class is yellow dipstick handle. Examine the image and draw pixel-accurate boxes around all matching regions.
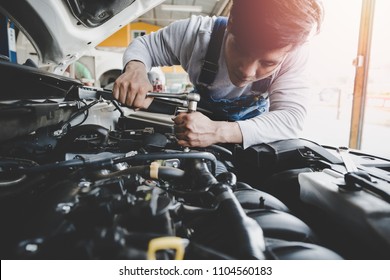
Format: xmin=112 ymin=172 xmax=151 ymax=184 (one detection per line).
xmin=147 ymin=237 xmax=188 ymax=260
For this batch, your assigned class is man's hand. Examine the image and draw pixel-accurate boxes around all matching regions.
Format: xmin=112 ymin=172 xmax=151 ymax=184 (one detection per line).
xmin=113 ymin=61 xmax=153 ymax=109
xmin=173 ymin=112 xmax=243 ymax=147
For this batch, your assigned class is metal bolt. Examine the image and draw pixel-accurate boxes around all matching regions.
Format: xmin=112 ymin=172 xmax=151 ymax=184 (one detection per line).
xmin=25 ymin=243 xmax=38 ymax=253
xmin=78 ymin=181 xmax=92 ymax=193
xmin=57 ymin=203 xmax=73 ymax=214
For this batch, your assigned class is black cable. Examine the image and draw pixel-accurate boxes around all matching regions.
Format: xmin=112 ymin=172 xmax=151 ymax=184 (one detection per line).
xmin=184 ymin=159 xmax=266 ymax=259
xmin=18 ymin=158 xmax=85 ymax=174
xmin=209 ymin=183 xmax=266 ymax=260
xmin=72 ymin=100 xmax=89 ymax=127
xmin=60 ymin=100 xmax=99 ymax=132
xmin=157 ymin=166 xmax=186 ymax=179
xmin=113 ymin=151 xmax=218 ymax=175
xmin=159 ymin=185 xmax=212 ymax=197
xmin=9 ymin=153 xmax=117 ymax=175
xmin=5 ymin=151 xmax=217 ymax=178
xmin=0 ymin=175 xmax=27 ymax=187
xmin=92 ymin=165 xmax=185 ymax=180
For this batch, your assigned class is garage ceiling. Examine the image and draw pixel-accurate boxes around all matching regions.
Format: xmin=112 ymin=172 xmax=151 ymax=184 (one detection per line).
xmin=137 ymin=0 xmax=232 ymax=27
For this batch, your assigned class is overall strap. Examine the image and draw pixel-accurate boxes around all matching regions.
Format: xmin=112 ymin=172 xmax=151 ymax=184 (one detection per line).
xmin=198 ymin=17 xmax=228 ymax=85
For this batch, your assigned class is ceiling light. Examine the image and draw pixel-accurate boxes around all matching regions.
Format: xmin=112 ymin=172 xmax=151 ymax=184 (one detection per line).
xmin=160 ymin=4 xmax=203 ymax=13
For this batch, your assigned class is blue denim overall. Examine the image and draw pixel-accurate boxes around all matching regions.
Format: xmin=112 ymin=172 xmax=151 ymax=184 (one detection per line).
xmin=195 ymin=17 xmax=271 ymax=122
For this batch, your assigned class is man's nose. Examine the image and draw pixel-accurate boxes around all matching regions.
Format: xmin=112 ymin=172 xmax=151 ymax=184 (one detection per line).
xmin=238 ymin=59 xmax=257 ymax=78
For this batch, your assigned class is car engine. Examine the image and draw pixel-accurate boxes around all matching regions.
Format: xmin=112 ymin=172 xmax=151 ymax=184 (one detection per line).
xmin=1 ymin=61 xmax=389 ymax=260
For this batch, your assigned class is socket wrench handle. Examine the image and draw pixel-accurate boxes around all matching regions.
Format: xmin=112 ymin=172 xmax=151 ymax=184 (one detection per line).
xmin=146 ymin=92 xmax=200 ymax=112
xmin=337 ymin=147 xmax=358 ymax=173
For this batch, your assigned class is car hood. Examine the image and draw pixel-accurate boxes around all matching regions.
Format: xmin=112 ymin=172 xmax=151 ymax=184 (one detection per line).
xmin=0 ymin=0 xmax=163 ymax=73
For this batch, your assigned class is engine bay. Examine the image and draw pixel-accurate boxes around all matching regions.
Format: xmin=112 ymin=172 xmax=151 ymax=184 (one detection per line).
xmin=1 ymin=62 xmax=390 ymax=260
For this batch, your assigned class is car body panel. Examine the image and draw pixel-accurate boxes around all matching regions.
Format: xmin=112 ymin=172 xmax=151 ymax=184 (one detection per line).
xmin=0 ymin=0 xmax=164 ymax=73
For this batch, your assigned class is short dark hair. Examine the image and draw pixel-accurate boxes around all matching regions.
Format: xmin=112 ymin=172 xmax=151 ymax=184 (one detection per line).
xmin=229 ymin=0 xmax=324 ymax=51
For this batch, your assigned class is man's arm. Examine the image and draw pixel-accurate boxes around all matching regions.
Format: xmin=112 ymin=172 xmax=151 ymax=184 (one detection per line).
xmin=113 ymin=16 xmax=206 ymax=108
xmin=172 ymin=44 xmax=312 ymax=149
xmin=122 ymin=15 xmax=208 ymax=70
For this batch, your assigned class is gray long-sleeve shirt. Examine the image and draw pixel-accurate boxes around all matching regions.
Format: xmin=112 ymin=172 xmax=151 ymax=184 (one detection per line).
xmin=123 ymin=15 xmax=311 ymax=149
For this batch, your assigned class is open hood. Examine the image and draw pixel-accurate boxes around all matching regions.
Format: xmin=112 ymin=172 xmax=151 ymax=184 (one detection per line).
xmin=0 ymin=0 xmax=164 ymax=72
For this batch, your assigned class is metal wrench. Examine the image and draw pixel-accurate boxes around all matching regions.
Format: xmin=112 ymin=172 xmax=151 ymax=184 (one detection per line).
xmin=337 ymin=147 xmax=359 ymax=173
xmin=146 ymin=92 xmax=200 ymax=112
xmin=336 ymin=146 xmax=378 ymax=192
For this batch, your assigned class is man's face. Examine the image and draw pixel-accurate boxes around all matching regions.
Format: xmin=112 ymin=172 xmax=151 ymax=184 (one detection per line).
xmin=224 ymin=31 xmax=292 ymax=88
